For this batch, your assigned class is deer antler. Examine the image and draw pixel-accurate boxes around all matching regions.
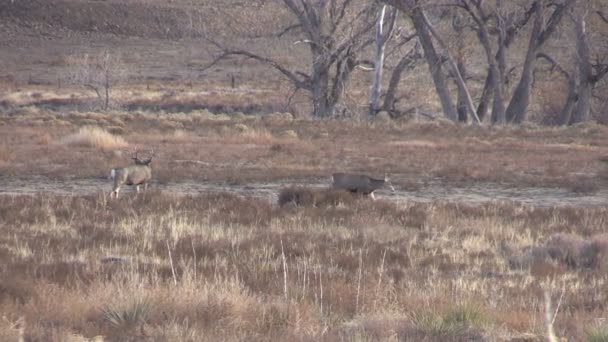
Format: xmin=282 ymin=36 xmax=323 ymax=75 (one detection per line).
xmin=131 ymin=148 xmax=141 ymax=162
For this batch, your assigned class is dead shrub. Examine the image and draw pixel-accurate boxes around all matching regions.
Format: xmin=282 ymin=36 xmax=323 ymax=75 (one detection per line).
xmin=544 ymin=233 xmax=587 ymax=267
xmin=505 ymin=233 xmax=608 ymax=271
xmin=62 ymin=126 xmax=128 ymax=151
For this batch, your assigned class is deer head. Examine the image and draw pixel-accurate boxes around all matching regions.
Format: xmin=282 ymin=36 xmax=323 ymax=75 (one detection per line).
xmin=131 ymin=148 xmax=155 ymax=166
xmin=384 ymin=173 xmax=396 ymax=193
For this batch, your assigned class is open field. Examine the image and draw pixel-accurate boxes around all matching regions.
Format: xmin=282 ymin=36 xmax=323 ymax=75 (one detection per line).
xmin=1 ymin=192 xmax=608 ymax=341
xmin=1 ymin=104 xmax=608 ymax=188
xmin=2 ymin=0 xmax=608 ymax=341
xmin=1 ymin=109 xmax=608 ymax=341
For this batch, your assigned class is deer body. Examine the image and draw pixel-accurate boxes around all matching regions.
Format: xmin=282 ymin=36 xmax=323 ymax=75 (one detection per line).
xmin=109 ymin=150 xmax=154 ymax=198
xmin=331 ymin=173 xmax=394 ymax=200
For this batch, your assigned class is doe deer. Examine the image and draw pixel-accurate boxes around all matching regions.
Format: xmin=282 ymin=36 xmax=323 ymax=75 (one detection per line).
xmin=108 ymin=149 xmax=154 ymax=198
xmin=331 ymin=172 xmax=395 ymax=200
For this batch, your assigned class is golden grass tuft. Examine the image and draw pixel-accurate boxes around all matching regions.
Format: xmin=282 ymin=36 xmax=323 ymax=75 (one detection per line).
xmin=62 ymin=126 xmax=128 ymax=151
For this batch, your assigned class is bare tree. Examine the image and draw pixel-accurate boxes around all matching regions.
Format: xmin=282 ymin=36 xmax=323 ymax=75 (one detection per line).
xmin=568 ymin=5 xmax=608 ymax=124
xmin=67 ymin=49 xmax=125 ymax=111
xmin=454 ymin=1 xmax=507 ymax=123
xmin=505 ymin=0 xmax=576 ymax=124
xmin=381 ymin=0 xmax=459 ymax=121
xmin=381 ymin=0 xmax=483 ymax=123
xmin=204 ymin=0 xmax=378 ymax=118
xmin=380 ymin=38 xmax=422 ymax=117
xmin=369 ymin=5 xmax=398 ymax=117
xmin=533 ymin=3 xmax=607 ymax=125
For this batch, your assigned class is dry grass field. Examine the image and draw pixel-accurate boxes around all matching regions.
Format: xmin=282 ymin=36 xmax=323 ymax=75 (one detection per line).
xmin=1 ymin=101 xmax=608 ymax=189
xmin=2 ymin=1 xmax=608 ymax=341
xmin=1 ymin=108 xmax=608 ymax=341
xmin=1 ymin=191 xmax=608 ymax=341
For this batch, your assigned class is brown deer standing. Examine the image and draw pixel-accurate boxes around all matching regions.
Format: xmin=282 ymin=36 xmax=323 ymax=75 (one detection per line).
xmin=108 ymin=149 xmax=154 ymax=198
xmin=331 ymin=172 xmax=395 ymax=200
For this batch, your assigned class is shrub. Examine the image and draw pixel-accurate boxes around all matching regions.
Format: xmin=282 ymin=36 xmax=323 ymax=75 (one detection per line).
xmin=585 ymin=321 xmax=608 ymax=342
xmin=62 ymin=126 xmax=127 ymax=150
xmin=101 ymin=296 xmax=152 ymax=331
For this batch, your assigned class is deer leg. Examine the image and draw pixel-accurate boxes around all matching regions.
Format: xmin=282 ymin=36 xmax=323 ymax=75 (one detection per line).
xmin=370 ymin=192 xmax=376 ymax=201
xmin=136 ymin=185 xmax=140 ymax=193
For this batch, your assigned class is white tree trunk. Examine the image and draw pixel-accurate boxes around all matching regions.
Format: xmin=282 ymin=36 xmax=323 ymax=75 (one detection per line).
xmin=369 ymin=5 xmax=388 ymax=117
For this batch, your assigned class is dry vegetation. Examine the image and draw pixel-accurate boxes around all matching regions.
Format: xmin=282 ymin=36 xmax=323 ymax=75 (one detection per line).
xmin=0 ymin=192 xmax=607 ymax=341
xmin=1 ymin=1 xmax=608 ymax=341
xmin=0 ymin=106 xmax=607 ymax=189
xmin=62 ymin=126 xmax=128 ymax=151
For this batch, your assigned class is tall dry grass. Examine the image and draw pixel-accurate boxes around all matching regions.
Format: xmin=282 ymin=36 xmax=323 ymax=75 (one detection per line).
xmin=0 ymin=192 xmax=607 ymax=341
xmin=62 ymin=126 xmax=128 ymax=151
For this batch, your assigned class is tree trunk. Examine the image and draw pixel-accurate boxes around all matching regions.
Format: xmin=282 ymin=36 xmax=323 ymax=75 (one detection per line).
xmin=312 ymin=78 xmax=330 ymax=117
xmin=492 ymin=0 xmax=507 ymax=124
xmin=382 ymin=48 xmax=419 ymax=115
xmin=476 ymin=70 xmax=493 ymax=122
xmin=570 ymin=81 xmax=591 ymax=124
xmin=419 ymin=9 xmax=480 ymax=124
xmin=456 ymin=60 xmax=468 ymax=122
xmin=312 ymin=64 xmax=331 ymax=117
xmin=505 ymin=1 xmax=543 ymax=124
xmin=369 ymin=5 xmax=389 ymax=117
xmin=570 ymin=9 xmax=592 ymax=124
xmin=505 ymin=0 xmax=575 ymax=124
xmin=409 ymin=6 xmax=458 ymax=122
xmin=558 ymin=77 xmax=577 ymax=125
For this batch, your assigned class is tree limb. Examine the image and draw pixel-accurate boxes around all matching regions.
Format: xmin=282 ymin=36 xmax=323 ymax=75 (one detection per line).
xmin=420 ymin=8 xmax=481 ymax=124
xmin=201 ymin=50 xmax=311 ymax=90
xmin=536 ymin=52 xmax=571 ymax=79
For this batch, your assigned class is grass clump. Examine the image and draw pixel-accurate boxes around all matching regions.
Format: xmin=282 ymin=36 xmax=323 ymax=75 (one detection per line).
xmin=586 ymin=321 xmax=608 ymax=342
xmin=411 ymin=303 xmax=485 ymax=337
xmin=101 ymin=296 xmax=153 ymax=331
xmin=63 ymin=126 xmax=128 ymax=151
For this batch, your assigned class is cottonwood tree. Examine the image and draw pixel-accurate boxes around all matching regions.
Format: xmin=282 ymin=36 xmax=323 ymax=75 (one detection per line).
xmin=513 ymin=1 xmax=607 ymax=125
xmin=557 ymin=5 xmax=608 ymax=124
xmin=381 ymin=0 xmax=480 ymax=123
xmin=446 ymin=0 xmax=575 ymax=124
xmin=504 ymin=0 xmax=575 ymax=124
xmin=382 ymin=0 xmax=577 ymax=125
xmin=204 ymin=0 xmax=378 ymax=118
xmin=368 ymin=4 xmax=398 ymax=117
xmin=377 ymin=34 xmax=421 ymax=117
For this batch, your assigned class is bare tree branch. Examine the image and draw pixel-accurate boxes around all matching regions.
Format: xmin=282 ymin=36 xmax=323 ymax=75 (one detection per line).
xmin=420 ymin=8 xmax=481 ymax=124
xmin=201 ymin=49 xmax=311 ymax=90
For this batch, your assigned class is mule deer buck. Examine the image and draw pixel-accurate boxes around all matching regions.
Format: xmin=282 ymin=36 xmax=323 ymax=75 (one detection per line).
xmin=108 ymin=149 xmax=154 ymax=198
xmin=331 ymin=173 xmax=395 ymax=200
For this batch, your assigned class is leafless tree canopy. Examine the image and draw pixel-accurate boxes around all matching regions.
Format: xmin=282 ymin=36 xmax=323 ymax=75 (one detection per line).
xmin=202 ymin=0 xmax=606 ymax=124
